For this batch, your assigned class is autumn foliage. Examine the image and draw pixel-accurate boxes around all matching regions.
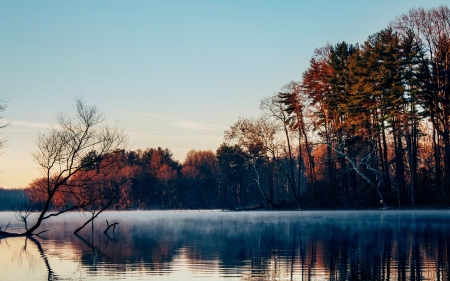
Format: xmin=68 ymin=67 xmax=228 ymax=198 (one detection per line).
xmin=24 ymin=6 xmax=450 ymax=210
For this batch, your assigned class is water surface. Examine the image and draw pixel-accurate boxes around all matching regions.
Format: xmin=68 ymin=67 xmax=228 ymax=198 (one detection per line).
xmin=1 ymin=210 xmax=449 ymax=280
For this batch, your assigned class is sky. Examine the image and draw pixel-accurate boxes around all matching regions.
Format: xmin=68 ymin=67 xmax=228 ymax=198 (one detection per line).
xmin=0 ymin=0 xmax=448 ymax=188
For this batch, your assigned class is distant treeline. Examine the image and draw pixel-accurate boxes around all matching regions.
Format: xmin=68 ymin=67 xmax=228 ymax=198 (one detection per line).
xmin=0 ymin=188 xmax=28 ymax=211
xmin=24 ymin=6 xmax=450 ymax=210
xmin=26 ymin=148 xmax=268 ymax=210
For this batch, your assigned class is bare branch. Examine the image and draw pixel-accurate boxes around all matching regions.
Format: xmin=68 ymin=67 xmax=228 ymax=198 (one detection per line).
xmin=104 ymin=220 xmax=119 ymax=234
xmin=23 ymin=98 xmax=127 ymax=235
xmin=324 ymin=142 xmax=388 ymax=208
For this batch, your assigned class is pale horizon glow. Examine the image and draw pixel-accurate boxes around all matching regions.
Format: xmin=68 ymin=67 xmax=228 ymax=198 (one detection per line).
xmin=10 ymin=120 xmax=53 ymax=129
xmin=120 ymin=109 xmax=229 ymax=130
xmin=0 ymin=0 xmax=448 ymax=188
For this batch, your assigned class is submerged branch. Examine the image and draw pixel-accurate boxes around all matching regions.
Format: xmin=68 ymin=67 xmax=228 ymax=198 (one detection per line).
xmin=104 ymin=220 xmax=119 ymax=234
xmin=74 ymin=197 xmax=114 ymax=234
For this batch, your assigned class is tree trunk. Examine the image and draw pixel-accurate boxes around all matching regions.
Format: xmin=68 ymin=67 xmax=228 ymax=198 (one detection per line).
xmin=433 ymin=124 xmax=442 ymax=190
xmin=444 ymin=133 xmax=450 ymax=200
xmin=392 ymin=124 xmax=406 ymax=197
xmin=26 ymin=190 xmax=55 ymax=235
xmin=302 ymin=125 xmax=316 ymax=190
xmin=381 ymin=121 xmax=392 ymax=191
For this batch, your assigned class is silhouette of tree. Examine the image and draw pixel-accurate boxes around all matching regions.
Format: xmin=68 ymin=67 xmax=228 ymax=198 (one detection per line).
xmin=4 ymin=98 xmax=127 ymax=237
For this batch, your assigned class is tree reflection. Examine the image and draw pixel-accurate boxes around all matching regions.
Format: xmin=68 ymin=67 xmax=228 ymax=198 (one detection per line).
xmin=67 ymin=212 xmax=450 ymax=280
xmin=0 ymin=236 xmax=56 ymax=280
xmin=3 ymin=211 xmax=450 ymax=280
xmin=27 ymin=236 xmax=56 ymax=281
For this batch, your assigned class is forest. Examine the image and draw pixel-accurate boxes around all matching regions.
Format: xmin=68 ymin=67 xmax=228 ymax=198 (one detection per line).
xmin=19 ymin=6 xmax=450 ymax=211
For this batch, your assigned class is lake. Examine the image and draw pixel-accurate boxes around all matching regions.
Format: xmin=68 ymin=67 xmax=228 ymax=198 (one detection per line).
xmin=0 ymin=210 xmax=449 ymax=280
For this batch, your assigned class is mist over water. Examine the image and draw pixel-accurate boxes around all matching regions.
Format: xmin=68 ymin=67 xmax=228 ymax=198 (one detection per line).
xmin=1 ymin=210 xmax=449 ymax=280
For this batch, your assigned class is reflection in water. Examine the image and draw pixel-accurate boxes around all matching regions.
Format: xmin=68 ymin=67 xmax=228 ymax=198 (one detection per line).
xmin=0 ymin=210 xmax=450 ymax=280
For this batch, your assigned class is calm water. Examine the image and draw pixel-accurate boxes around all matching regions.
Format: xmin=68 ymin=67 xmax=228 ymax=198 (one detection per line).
xmin=1 ymin=210 xmax=449 ymax=281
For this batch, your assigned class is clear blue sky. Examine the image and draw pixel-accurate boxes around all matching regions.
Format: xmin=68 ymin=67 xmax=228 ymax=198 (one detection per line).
xmin=0 ymin=0 xmax=447 ymax=188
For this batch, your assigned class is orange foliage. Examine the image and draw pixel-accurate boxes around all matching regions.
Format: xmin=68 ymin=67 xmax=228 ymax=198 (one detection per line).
xmin=156 ymin=164 xmax=177 ymax=182
xmin=311 ymin=144 xmax=330 ymax=182
xmin=181 ymin=150 xmax=218 ymax=179
xmin=26 ymin=150 xmax=139 ymax=211
xmin=26 ymin=177 xmax=75 ymax=208
xmin=26 ymin=178 xmax=47 ymax=204
xmin=181 ymin=165 xmax=199 ymax=179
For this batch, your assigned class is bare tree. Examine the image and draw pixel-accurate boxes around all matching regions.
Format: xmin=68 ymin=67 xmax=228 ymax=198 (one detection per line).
xmin=225 ymin=116 xmax=301 ymax=208
xmin=324 ymin=142 xmax=388 ymax=208
xmin=1 ymin=98 xmax=127 ymax=237
xmin=260 ymin=95 xmax=299 ymax=201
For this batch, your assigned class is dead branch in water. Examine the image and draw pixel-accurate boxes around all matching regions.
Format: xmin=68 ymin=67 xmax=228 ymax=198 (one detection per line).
xmin=104 ymin=220 xmax=119 ymax=235
xmin=74 ymin=197 xmax=114 ymax=234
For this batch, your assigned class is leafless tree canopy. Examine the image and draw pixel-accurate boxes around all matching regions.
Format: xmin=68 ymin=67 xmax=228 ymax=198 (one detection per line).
xmin=24 ymin=98 xmax=127 ymax=235
xmin=34 ymin=100 xmax=126 ymax=179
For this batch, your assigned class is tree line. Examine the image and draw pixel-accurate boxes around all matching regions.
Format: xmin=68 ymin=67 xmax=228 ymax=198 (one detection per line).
xmin=0 ymin=188 xmax=28 ymax=211
xmin=223 ymin=5 xmax=450 ymax=209
xmin=18 ymin=5 xmax=450 ymax=215
xmin=8 ymin=5 xmax=450 ymax=240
